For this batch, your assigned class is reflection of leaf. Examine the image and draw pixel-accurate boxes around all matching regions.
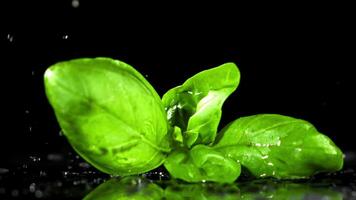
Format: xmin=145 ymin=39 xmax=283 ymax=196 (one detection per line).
xmin=162 ymin=63 xmax=240 ymax=147
xmin=238 ymin=180 xmax=343 ymax=200
xmin=84 ymin=177 xmax=343 ymax=200
xmin=83 ymin=177 xmax=163 ymax=200
xmin=165 ymin=183 xmax=240 ymax=200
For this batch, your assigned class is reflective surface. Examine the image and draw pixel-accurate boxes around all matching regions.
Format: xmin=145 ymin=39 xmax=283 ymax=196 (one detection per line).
xmin=1 ymin=152 xmax=355 ymax=199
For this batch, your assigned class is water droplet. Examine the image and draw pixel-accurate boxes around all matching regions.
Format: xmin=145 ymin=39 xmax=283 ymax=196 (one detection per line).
xmin=145 ymin=74 xmax=149 ymax=77
xmin=25 ymin=110 xmax=30 ymax=114
xmin=35 ymin=190 xmax=43 ymax=198
xmin=261 ymin=155 xmax=269 ymax=159
xmin=29 ymin=156 xmax=41 ymax=162
xmin=59 ymin=130 xmax=64 ymax=136
xmin=47 ymin=153 xmax=63 ymax=162
xmin=276 ymin=140 xmax=281 ymax=146
xmin=255 ymin=143 xmax=261 ymax=147
xmin=259 ymin=173 xmax=266 ymax=177
xmin=79 ymin=162 xmax=90 ymax=168
xmin=72 ymin=0 xmax=80 ymax=8
xmin=56 ymin=181 xmax=63 ymax=187
xmin=351 ymin=191 xmax=356 ymax=197
xmin=29 ymin=183 xmax=36 ymax=192
xmin=272 ymin=171 xmax=276 ymax=176
xmin=28 ymin=126 xmax=32 ymax=132
xmin=7 ymin=34 xmax=14 ymax=42
xmin=31 ymin=70 xmax=35 ymax=76
xmin=11 ymin=189 xmax=19 ymax=197
xmin=201 ymin=180 xmax=206 ymax=183
xmin=0 ymin=168 xmax=9 ymax=174
xmin=39 ymin=171 xmax=47 ymax=177
xmin=296 ymin=148 xmax=302 ymax=152
xmin=62 ymin=34 xmax=69 ymax=40
xmin=267 ymin=162 xmax=274 ymax=166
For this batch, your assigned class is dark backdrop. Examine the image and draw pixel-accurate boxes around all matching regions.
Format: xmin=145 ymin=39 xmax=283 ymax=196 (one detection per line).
xmin=1 ymin=1 xmax=354 ymax=167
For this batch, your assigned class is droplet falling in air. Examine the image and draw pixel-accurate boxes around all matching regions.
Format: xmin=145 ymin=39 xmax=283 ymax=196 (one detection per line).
xmin=35 ymin=190 xmax=43 ymax=198
xmin=11 ymin=189 xmax=19 ymax=197
xmin=79 ymin=162 xmax=90 ymax=168
xmin=72 ymin=0 xmax=80 ymax=8
xmin=62 ymin=34 xmax=69 ymax=40
xmin=47 ymin=153 xmax=63 ymax=162
xmin=29 ymin=183 xmax=36 ymax=193
xmin=7 ymin=34 xmax=14 ymax=42
xmin=29 ymin=156 xmax=41 ymax=162
xmin=0 ymin=168 xmax=9 ymax=174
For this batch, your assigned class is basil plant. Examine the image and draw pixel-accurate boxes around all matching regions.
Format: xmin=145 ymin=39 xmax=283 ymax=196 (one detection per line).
xmin=44 ymin=57 xmax=343 ymax=183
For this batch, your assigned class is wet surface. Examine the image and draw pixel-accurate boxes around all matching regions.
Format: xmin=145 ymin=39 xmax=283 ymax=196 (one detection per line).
xmin=0 ymin=152 xmax=355 ymax=199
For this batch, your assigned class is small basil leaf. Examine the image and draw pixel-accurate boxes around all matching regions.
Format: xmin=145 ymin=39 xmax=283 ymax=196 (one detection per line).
xmin=214 ymin=114 xmax=344 ymax=179
xmin=84 ymin=177 xmax=164 ymax=200
xmin=44 ymin=57 xmax=170 ymax=176
xmin=164 ymin=145 xmax=241 ymax=183
xmin=162 ymin=63 xmax=240 ymax=147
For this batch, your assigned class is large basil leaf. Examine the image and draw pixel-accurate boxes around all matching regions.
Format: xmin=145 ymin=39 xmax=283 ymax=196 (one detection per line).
xmin=44 ymin=57 xmax=170 ymax=176
xmin=84 ymin=177 xmax=163 ymax=200
xmin=164 ymin=145 xmax=241 ymax=183
xmin=214 ymin=114 xmax=343 ymax=179
xmin=162 ymin=63 xmax=240 ymax=147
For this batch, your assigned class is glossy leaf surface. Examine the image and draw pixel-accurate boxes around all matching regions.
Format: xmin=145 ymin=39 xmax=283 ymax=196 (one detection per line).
xmin=162 ymin=63 xmax=240 ymax=147
xmin=164 ymin=145 xmax=241 ymax=183
xmin=214 ymin=114 xmax=343 ymax=179
xmin=44 ymin=57 xmax=170 ymax=176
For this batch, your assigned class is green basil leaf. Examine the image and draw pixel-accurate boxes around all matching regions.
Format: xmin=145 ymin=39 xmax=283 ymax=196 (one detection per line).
xmin=214 ymin=114 xmax=344 ymax=179
xmin=164 ymin=145 xmax=241 ymax=183
xmin=44 ymin=57 xmax=170 ymax=176
xmin=162 ymin=63 xmax=240 ymax=147
xmin=84 ymin=177 xmax=164 ymax=200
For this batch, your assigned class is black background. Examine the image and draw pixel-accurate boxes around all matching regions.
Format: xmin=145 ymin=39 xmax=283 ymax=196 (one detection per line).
xmin=1 ymin=1 xmax=355 ymax=167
